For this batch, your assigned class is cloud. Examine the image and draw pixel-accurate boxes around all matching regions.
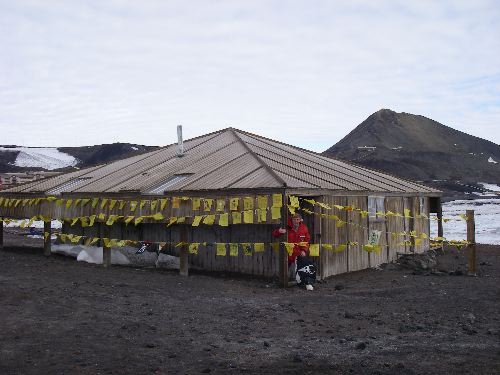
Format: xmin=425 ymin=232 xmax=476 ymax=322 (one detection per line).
xmin=0 ymin=0 xmax=499 ymax=150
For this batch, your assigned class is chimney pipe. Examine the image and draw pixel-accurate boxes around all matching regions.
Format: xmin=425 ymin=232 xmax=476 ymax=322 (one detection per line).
xmin=177 ymin=125 xmax=184 ymax=157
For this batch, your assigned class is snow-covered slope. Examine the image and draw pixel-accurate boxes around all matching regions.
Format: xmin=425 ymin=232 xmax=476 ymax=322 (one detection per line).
xmin=0 ymin=147 xmax=77 ymax=170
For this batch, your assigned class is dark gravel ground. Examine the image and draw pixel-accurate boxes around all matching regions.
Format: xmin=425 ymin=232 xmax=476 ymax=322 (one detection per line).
xmin=0 ymin=231 xmax=499 ymax=375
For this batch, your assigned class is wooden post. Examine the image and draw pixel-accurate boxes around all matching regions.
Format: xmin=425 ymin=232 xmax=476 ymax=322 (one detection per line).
xmin=466 ymin=210 xmax=476 ymax=276
xmin=179 ymin=225 xmax=189 ymax=276
xmin=0 ymin=219 xmax=3 ymax=250
xmin=437 ymin=198 xmax=443 ymax=239
xmin=279 ymin=188 xmax=288 ymax=288
xmin=43 ymin=220 xmax=51 ymax=257
xmin=100 ymin=223 xmax=111 ymax=268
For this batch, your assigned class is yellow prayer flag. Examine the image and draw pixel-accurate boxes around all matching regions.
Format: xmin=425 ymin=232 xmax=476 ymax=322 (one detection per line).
xmin=81 ymin=217 xmax=89 ymax=228
xmin=70 ymin=217 xmax=79 ymax=226
xmin=118 ymin=200 xmax=126 ymax=210
xmin=404 ymin=209 xmax=411 ymax=218
xmin=140 ymin=200 xmax=147 ymax=209
xmin=334 ymin=245 xmax=347 ymax=253
xmin=309 ymin=244 xmax=320 ymax=256
xmin=91 ymin=198 xmax=99 ymax=208
xmin=65 ymin=199 xmax=73 ymax=209
xmin=188 ymin=243 xmax=199 ymax=254
xmin=80 ymin=198 xmax=89 ymax=207
xmin=257 ymin=195 xmax=268 ymax=210
xmin=323 ymin=244 xmax=333 ymax=251
xmin=271 ymin=207 xmax=281 ymax=220
xmin=203 ymin=198 xmax=213 ymax=211
xmin=203 ymin=215 xmax=215 ymax=225
xmin=336 ymin=220 xmax=346 ymax=228
xmin=303 ymin=198 xmax=316 ymax=206
xmin=242 ymin=243 xmax=252 ymax=256
xmin=254 ymin=243 xmax=265 ymax=253
xmin=71 ymin=235 xmax=82 ymax=244
xmin=218 ymin=213 xmax=229 ymax=227
xmin=44 ymin=232 xmax=50 ymax=240
xmin=98 ymin=213 xmax=106 ymax=221
xmin=216 ymin=199 xmax=226 ymax=212
xmin=258 ymin=208 xmax=267 ymax=222
xmin=177 ymin=216 xmax=186 ymax=223
xmin=172 ymin=197 xmax=180 ymax=209
xmin=150 ymin=200 xmax=158 ymax=211
xmin=232 ymin=212 xmax=242 ymax=224
xmin=124 ymin=216 xmax=135 ymax=225
xmin=192 ymin=198 xmax=201 ymax=211
xmin=271 ymin=242 xmax=280 ymax=252
xmin=317 ymin=202 xmax=331 ymax=210
xmin=243 ymin=210 xmax=254 ymax=224
xmin=160 ymin=198 xmax=168 ymax=210
xmin=289 ymin=195 xmax=299 ymax=208
xmin=89 ymin=215 xmax=96 ymax=227
xmin=129 ymin=201 xmax=138 ymax=212
xmin=107 ymin=215 xmax=121 ymax=226
xmin=109 ymin=199 xmax=117 ymax=210
xmin=192 ymin=215 xmax=203 ymax=227
xmin=272 ymin=194 xmax=282 ymax=208
xmin=100 ymin=198 xmax=109 ymax=209
xmin=134 ymin=217 xmax=144 ymax=226
xmin=287 ymin=205 xmax=296 ymax=215
xmin=229 ymin=243 xmax=239 ymax=256
xmin=229 ymin=197 xmax=239 ymax=211
xmin=216 ymin=243 xmax=227 ymax=256
xmin=284 ymin=243 xmax=294 ymax=256
xmin=243 ymin=197 xmax=254 ymax=210
xmin=167 ymin=217 xmax=177 ymax=227
xmin=152 ymin=212 xmax=164 ymax=221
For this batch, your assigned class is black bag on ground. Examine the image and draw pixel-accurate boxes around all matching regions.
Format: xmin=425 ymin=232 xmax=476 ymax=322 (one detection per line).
xmin=295 ymin=256 xmax=316 ymax=285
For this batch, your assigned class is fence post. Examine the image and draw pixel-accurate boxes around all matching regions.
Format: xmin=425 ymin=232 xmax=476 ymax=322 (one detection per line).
xmin=466 ymin=210 xmax=476 ymax=276
xmin=43 ymin=220 xmax=52 ymax=257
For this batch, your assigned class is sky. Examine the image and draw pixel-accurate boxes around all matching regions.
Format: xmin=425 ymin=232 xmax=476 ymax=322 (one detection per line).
xmin=1 ymin=0 xmax=499 ymax=152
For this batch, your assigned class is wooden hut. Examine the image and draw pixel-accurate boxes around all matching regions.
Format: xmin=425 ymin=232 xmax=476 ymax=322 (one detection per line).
xmin=0 ymin=128 xmax=442 ymax=282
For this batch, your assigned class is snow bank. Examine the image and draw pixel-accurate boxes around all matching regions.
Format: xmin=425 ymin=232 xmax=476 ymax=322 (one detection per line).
xmin=0 ymin=147 xmax=77 ymax=170
xmin=431 ymin=199 xmax=500 ymax=245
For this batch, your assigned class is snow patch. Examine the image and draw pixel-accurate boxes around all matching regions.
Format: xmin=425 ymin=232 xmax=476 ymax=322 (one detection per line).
xmin=488 ymin=157 xmax=497 ymax=164
xmin=478 ymin=182 xmax=500 ymax=192
xmin=430 ymin=199 xmax=500 ymax=245
xmin=131 ymin=146 xmax=138 ymax=150
xmin=0 ymin=147 xmax=77 ymax=170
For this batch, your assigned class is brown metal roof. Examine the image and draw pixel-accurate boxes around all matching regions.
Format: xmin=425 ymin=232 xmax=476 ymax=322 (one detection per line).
xmin=1 ymin=128 xmax=440 ymax=195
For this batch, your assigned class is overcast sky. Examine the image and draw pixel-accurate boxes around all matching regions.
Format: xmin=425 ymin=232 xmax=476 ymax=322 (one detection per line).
xmin=1 ymin=0 xmax=499 ymax=151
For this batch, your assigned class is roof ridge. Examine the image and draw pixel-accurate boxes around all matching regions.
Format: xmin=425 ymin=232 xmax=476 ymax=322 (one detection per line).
xmin=229 ymin=128 xmax=287 ymax=187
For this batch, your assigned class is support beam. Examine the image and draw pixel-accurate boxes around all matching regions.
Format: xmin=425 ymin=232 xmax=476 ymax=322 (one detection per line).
xmin=437 ymin=198 xmax=443 ymax=239
xmin=0 ymin=219 xmax=3 ymax=250
xmin=279 ymin=189 xmax=288 ymax=288
xmin=466 ymin=210 xmax=476 ymax=276
xmin=103 ymin=243 xmax=111 ymax=268
xmin=179 ymin=225 xmax=188 ymax=276
xmin=43 ymin=221 xmax=51 ymax=257
xmin=100 ymin=223 xmax=111 ymax=268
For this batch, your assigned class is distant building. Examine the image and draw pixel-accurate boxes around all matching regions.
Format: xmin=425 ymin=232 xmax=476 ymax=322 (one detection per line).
xmin=0 ymin=171 xmax=62 ymax=190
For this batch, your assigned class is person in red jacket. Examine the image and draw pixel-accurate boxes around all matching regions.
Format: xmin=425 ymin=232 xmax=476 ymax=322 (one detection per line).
xmin=272 ymin=213 xmax=311 ymax=281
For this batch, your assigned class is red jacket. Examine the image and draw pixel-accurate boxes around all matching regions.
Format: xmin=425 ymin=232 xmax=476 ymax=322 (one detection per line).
xmin=273 ymin=219 xmax=310 ymax=264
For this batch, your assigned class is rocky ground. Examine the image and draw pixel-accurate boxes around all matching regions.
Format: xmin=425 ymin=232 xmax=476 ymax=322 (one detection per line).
xmin=0 ymin=231 xmax=499 ymax=375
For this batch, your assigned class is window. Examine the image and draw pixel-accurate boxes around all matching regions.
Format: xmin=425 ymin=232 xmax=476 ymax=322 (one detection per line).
xmin=419 ymin=197 xmax=426 ymax=215
xmin=47 ymin=178 xmax=91 ymax=195
xmin=145 ymin=174 xmax=192 ymax=195
xmin=368 ymin=196 xmax=385 ymax=222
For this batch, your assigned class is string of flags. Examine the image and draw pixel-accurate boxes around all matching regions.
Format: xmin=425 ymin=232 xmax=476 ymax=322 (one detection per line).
xmin=40 ymin=232 xmax=471 ymax=255
xmin=0 ymin=194 xmax=469 ymax=222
